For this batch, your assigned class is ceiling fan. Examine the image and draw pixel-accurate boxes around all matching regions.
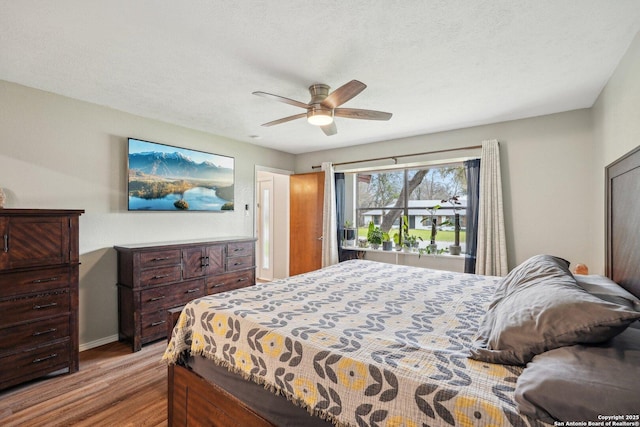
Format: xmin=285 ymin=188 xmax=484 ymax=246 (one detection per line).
xmin=252 ymin=80 xmax=392 ymax=136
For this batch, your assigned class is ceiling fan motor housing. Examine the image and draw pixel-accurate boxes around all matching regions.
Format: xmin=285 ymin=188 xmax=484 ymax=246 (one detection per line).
xmin=308 ymin=83 xmax=330 ymax=102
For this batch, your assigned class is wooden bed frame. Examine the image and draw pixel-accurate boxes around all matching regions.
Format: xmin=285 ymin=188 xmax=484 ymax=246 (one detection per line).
xmin=605 ymin=145 xmax=640 ymax=298
xmin=166 ymin=308 xmax=277 ymax=427
xmin=168 ymin=359 xmax=273 ymax=427
xmin=166 ymin=146 xmax=640 ymax=427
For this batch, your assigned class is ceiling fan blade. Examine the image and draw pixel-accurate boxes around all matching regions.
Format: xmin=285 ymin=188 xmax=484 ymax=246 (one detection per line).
xmin=261 ymin=113 xmax=307 ymax=127
xmin=321 ymin=122 xmax=337 ymax=136
xmin=334 ymin=108 xmax=392 ymax=121
xmin=321 ymin=80 xmax=366 ymax=109
xmin=253 ymin=91 xmax=309 ymax=109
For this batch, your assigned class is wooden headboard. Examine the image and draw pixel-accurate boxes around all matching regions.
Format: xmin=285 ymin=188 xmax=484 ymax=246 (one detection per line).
xmin=606 ymin=145 xmax=640 ymax=299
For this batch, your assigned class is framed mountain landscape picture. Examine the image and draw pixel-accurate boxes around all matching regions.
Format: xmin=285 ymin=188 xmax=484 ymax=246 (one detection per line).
xmin=127 ymin=138 xmax=234 ymax=211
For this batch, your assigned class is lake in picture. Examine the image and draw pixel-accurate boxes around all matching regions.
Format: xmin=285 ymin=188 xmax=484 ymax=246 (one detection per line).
xmin=129 ymin=187 xmax=230 ymax=211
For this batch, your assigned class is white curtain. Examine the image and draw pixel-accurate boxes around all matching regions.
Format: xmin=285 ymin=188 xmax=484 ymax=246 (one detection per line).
xmin=321 ymin=162 xmax=339 ymax=267
xmin=476 ymin=140 xmax=508 ymax=276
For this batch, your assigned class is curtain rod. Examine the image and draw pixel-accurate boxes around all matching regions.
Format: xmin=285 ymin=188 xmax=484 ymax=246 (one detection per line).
xmin=311 ymin=144 xmax=482 ymax=169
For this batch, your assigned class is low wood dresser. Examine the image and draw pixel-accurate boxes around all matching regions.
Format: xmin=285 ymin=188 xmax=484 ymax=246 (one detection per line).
xmin=115 ymin=237 xmax=256 ymax=351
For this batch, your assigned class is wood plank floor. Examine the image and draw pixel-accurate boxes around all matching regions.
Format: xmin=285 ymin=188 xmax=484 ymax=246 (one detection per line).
xmin=0 ymin=340 xmax=168 ymax=427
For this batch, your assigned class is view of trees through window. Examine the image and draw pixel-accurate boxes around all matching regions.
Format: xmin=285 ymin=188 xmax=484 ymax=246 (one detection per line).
xmin=352 ymin=163 xmax=467 ymax=252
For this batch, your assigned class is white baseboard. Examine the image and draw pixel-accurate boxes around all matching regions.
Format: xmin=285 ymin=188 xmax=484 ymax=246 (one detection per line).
xmin=79 ymin=334 xmax=119 ymax=352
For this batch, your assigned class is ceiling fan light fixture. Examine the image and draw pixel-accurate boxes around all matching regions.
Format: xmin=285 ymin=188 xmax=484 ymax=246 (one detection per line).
xmin=307 ymin=107 xmax=333 ymax=126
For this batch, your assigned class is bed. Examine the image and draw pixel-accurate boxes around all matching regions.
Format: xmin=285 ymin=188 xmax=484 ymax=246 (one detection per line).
xmin=163 ymin=146 xmax=640 ymax=426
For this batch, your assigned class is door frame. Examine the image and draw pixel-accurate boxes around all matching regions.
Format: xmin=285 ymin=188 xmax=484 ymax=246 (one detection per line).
xmin=255 ymin=166 xmax=292 ymax=280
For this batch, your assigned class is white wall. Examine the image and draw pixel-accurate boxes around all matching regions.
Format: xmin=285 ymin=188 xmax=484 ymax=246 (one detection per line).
xmin=0 ymin=81 xmax=295 ymax=348
xmin=296 ymin=109 xmax=595 ymax=272
xmin=592 ymin=31 xmax=640 ymax=274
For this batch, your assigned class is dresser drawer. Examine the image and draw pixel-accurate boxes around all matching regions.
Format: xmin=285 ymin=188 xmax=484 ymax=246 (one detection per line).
xmin=207 ymin=270 xmax=255 ymax=295
xmin=227 ymin=241 xmax=254 ymax=258
xmin=0 ymin=266 xmax=71 ymax=299
xmin=0 ymin=315 xmax=70 ymax=355
xmin=0 ymin=290 xmax=70 ymax=328
xmin=139 ymin=265 xmax=182 ymax=287
xmin=140 ymin=280 xmax=204 ymax=313
xmin=140 ymin=310 xmax=170 ymax=340
xmin=225 ymin=255 xmax=253 ymax=272
xmin=0 ymin=340 xmax=71 ymax=386
xmin=140 ymin=249 xmax=181 ymax=268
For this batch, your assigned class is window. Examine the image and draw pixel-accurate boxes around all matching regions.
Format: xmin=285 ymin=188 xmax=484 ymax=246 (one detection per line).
xmin=350 ymin=163 xmax=467 ymax=253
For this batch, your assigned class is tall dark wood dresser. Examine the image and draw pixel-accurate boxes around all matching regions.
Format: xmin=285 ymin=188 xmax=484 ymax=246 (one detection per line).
xmin=0 ymin=209 xmax=83 ymax=390
xmin=115 ymin=237 xmax=256 ymax=352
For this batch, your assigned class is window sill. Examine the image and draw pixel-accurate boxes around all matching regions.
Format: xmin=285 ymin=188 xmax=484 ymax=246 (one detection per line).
xmin=341 ymin=246 xmax=465 ymax=272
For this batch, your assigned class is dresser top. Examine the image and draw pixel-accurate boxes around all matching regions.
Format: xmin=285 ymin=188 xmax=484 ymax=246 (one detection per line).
xmin=0 ymin=208 xmax=84 ymax=216
xmin=114 ymin=236 xmax=256 ymax=251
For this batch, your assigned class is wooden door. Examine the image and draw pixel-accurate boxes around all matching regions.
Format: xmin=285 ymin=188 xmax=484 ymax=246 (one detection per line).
xmin=289 ymin=171 xmax=324 ymax=276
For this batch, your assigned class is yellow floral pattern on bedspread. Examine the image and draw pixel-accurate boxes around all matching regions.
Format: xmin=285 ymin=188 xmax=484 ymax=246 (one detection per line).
xmin=163 ymin=260 xmax=549 ymax=427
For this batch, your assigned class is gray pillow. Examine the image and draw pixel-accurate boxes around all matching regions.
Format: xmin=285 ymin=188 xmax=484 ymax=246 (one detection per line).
xmin=469 ymin=255 xmax=640 ymax=365
xmin=515 ymin=327 xmax=640 ymax=422
xmin=574 ymin=274 xmax=640 ymax=310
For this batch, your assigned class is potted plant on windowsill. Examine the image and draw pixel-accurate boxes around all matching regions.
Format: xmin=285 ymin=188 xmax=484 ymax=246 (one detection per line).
xmin=367 ymin=221 xmax=383 ymax=249
xmin=400 ymin=215 xmax=422 ymax=252
xmin=404 ymin=234 xmax=422 ymax=252
xmin=441 ymin=196 xmax=462 ymax=255
xmin=382 ymin=232 xmax=393 ymax=251
xmin=421 ymin=205 xmax=440 ymax=253
xmin=401 ymin=215 xmax=411 ymax=252
xmin=393 ymin=232 xmax=402 ymax=251
xmin=343 ymin=220 xmax=356 ymax=247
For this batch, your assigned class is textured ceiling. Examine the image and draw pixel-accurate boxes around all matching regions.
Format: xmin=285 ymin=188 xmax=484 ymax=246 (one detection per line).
xmin=2 ymin=1 xmax=640 ymax=154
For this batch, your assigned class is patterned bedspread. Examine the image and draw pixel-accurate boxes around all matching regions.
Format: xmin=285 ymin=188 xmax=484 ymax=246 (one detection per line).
xmin=164 ymin=260 xmax=549 ymax=427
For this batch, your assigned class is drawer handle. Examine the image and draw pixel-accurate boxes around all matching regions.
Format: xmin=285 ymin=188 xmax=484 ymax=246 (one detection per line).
xmin=151 ymin=320 xmax=166 ymax=327
xmin=32 ymin=277 xmax=59 ymax=284
xmin=33 ymin=353 xmax=58 ymax=364
xmin=33 ymin=302 xmax=58 ymax=310
xmin=151 ymin=257 xmax=170 ymax=261
xmin=33 ymin=328 xmax=58 ymax=336
xmin=233 ymin=262 xmax=242 ymax=266
xmin=3 ymin=234 xmax=8 ymax=252
xmin=152 ymin=274 xmax=170 ymax=280
xmin=186 ymin=288 xmax=199 ymax=294
xmin=212 ymin=283 xmax=225 ymax=289
xmin=233 ymin=248 xmax=244 ymax=252
xmin=149 ymin=296 xmax=165 ymax=302
xmin=237 ymin=278 xmax=247 ymax=282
